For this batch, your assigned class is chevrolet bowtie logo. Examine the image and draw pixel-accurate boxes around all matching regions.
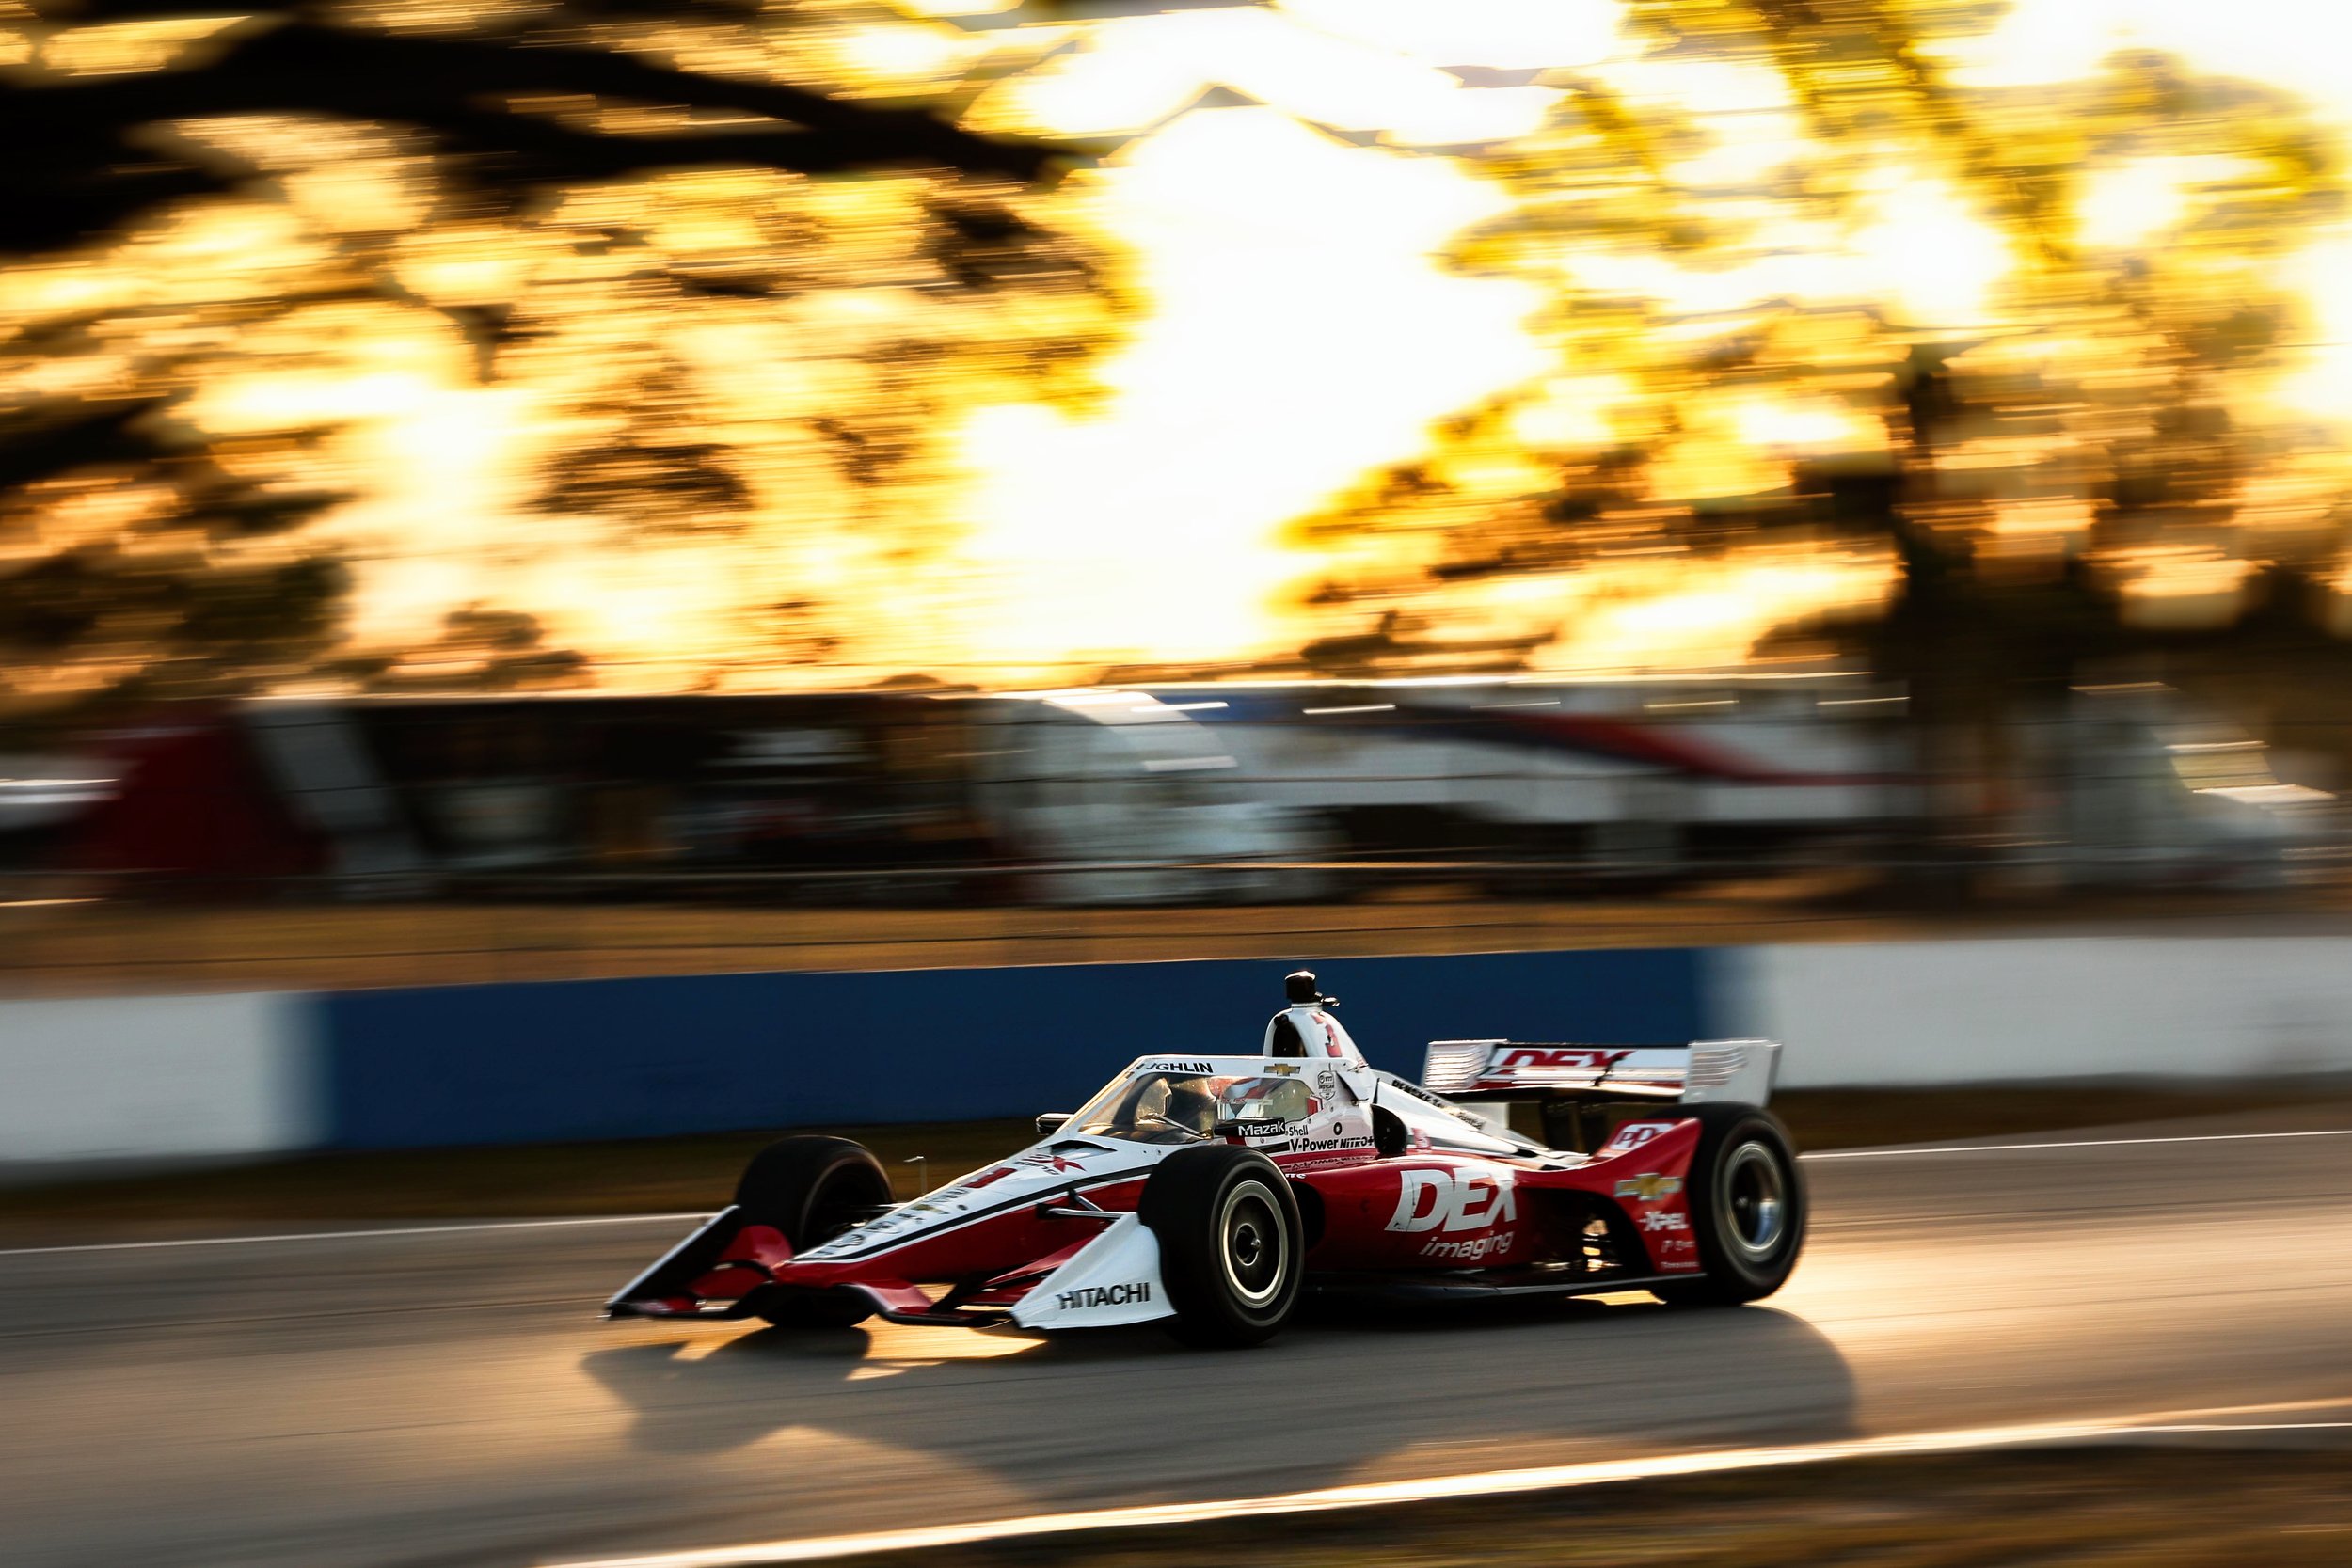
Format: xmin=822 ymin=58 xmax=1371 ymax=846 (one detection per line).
xmin=1614 ymin=1173 xmax=1684 ymax=1202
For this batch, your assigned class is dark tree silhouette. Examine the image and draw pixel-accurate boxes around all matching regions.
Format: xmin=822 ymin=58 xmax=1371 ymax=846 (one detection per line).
xmin=0 ymin=399 xmax=350 ymax=705
xmin=0 ymin=11 xmax=1060 ymax=257
xmin=0 ymin=0 xmax=1099 ymax=713
xmin=1286 ymin=0 xmax=2352 ymax=725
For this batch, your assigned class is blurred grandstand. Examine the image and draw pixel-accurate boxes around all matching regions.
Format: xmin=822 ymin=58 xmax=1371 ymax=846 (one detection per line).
xmin=7 ymin=674 xmax=2339 ymax=909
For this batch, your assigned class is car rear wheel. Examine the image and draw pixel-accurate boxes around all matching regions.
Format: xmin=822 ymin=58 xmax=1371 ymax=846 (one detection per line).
xmin=1139 ymin=1146 xmax=1302 ymax=1348
xmin=1652 ymin=1104 xmax=1805 ymax=1307
xmin=734 ymin=1135 xmax=892 ymax=1328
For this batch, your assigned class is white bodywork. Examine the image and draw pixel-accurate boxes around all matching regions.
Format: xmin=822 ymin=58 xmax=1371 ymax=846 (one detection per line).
xmin=1011 ymin=1213 xmax=1169 ymax=1329
xmin=1421 ymin=1038 xmax=1782 ymax=1107
xmin=794 ymin=1137 xmax=1164 ymax=1265
xmin=607 ymin=990 xmax=1789 ymax=1333
xmin=797 ymin=1004 xmax=1549 ymax=1327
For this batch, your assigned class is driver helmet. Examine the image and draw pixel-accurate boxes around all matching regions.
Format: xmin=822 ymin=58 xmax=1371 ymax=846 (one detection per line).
xmin=1225 ymin=1075 xmax=1317 ymax=1123
xmin=1159 ymin=1082 xmax=1220 ymax=1134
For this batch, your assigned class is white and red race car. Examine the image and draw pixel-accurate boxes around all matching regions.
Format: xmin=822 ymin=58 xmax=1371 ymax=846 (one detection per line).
xmin=608 ymin=972 xmax=1804 ymax=1346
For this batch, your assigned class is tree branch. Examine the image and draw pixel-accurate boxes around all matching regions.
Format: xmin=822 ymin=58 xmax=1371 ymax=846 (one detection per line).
xmin=2 ymin=21 xmax=1061 ymax=181
xmin=0 ymin=401 xmax=167 ymax=491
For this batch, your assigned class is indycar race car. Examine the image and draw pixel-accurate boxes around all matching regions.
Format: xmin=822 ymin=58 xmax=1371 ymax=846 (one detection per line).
xmin=608 ymin=971 xmax=1804 ymax=1346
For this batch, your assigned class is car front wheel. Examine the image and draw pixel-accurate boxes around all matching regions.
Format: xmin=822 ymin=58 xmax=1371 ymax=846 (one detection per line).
xmin=734 ymin=1135 xmax=892 ymax=1328
xmin=1139 ymin=1145 xmax=1303 ymax=1348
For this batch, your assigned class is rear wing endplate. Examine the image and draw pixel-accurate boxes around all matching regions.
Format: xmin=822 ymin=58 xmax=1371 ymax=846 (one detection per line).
xmin=1420 ymin=1038 xmax=1781 ymax=1107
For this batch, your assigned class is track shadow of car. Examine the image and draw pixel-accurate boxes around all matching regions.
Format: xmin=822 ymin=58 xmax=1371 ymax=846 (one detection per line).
xmin=580 ymin=1295 xmax=1857 ymax=1493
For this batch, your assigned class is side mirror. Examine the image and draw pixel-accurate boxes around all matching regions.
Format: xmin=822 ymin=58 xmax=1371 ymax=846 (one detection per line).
xmin=1035 ymin=1113 xmax=1072 ymax=1136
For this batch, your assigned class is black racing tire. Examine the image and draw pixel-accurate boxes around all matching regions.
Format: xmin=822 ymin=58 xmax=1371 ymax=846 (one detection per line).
xmin=1139 ymin=1146 xmax=1303 ymax=1348
xmin=1651 ymin=1104 xmax=1805 ymax=1307
xmin=734 ymin=1135 xmax=892 ymax=1328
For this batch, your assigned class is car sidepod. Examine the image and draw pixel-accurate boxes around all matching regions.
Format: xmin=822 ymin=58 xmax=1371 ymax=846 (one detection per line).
xmin=1285 ymin=1117 xmax=1710 ymax=1281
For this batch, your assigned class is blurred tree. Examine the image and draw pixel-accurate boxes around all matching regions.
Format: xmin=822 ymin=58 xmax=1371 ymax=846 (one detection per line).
xmin=0 ymin=10 xmax=1059 ymax=255
xmin=0 ymin=398 xmax=350 ymax=709
xmin=0 ymin=0 xmax=1111 ymax=711
xmin=1289 ymin=0 xmax=2352 ymax=715
xmin=333 ymin=605 xmax=589 ymax=691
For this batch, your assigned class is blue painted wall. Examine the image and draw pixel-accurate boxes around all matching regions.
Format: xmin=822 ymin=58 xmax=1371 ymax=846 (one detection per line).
xmin=318 ymin=948 xmax=1715 ymax=1149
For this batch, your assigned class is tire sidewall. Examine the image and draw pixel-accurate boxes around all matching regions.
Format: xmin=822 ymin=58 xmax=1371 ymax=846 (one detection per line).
xmin=736 ymin=1135 xmax=892 ymax=1251
xmin=735 ymin=1135 xmax=892 ymax=1329
xmin=1682 ymin=1106 xmax=1805 ymax=1300
xmin=1140 ymin=1146 xmax=1303 ymax=1346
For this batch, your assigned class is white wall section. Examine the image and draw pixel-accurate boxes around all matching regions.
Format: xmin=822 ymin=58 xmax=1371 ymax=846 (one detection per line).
xmin=0 ymin=992 xmax=313 ymax=1164
xmin=1743 ymin=937 xmax=2352 ymax=1085
xmin=7 ymin=938 xmax=2352 ymax=1166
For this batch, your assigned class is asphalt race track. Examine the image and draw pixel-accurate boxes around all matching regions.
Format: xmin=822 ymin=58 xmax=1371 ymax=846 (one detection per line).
xmin=4 ymin=1116 xmax=2351 ymax=1568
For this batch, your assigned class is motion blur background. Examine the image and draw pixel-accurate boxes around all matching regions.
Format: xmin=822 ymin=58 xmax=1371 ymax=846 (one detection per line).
xmin=12 ymin=0 xmax=2352 ymax=924
xmin=10 ymin=11 xmax=2352 ymax=1566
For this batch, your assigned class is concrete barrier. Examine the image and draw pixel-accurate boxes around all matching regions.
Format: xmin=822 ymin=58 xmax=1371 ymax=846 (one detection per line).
xmin=0 ymin=992 xmax=314 ymax=1166
xmin=315 ymin=948 xmax=1708 ymax=1148
xmin=1736 ymin=936 xmax=2352 ymax=1085
xmin=7 ymin=935 xmax=2352 ymax=1166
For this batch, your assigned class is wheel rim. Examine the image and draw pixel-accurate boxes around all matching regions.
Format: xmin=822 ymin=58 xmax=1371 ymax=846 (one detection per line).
xmin=1722 ymin=1142 xmax=1788 ymax=1261
xmin=1218 ymin=1180 xmax=1288 ymax=1308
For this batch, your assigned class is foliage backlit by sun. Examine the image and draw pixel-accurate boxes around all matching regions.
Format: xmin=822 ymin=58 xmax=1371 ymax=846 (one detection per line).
xmin=10 ymin=0 xmax=2352 ymax=698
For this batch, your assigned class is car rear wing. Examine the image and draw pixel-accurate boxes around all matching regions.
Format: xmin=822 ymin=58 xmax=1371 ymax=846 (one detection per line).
xmin=1419 ymin=1038 xmax=1781 ymax=1107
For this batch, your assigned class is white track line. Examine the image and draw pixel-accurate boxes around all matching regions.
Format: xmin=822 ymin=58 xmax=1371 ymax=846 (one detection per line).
xmin=1802 ymin=1127 xmax=2352 ymax=1161
xmin=7 ymin=1125 xmax=2346 ymax=1260
xmin=539 ymin=1397 xmax=2352 ymax=1568
xmin=0 ymin=1212 xmax=710 ymax=1259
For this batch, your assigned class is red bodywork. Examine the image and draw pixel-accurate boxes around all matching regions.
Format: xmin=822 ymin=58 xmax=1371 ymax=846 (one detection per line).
xmin=618 ymin=1115 xmax=1708 ymax=1325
